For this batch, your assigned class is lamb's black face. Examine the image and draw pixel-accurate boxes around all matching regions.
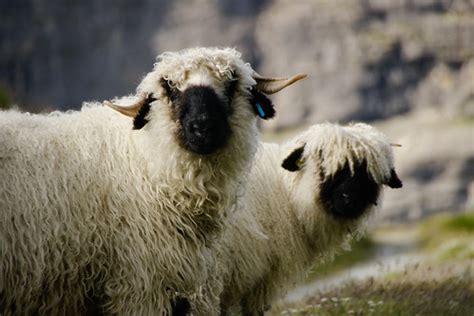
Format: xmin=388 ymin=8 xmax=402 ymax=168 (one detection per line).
xmin=319 ymin=161 xmax=380 ymax=220
xmin=161 ymin=78 xmax=232 ymax=155
xmin=282 ymin=146 xmax=402 ymax=220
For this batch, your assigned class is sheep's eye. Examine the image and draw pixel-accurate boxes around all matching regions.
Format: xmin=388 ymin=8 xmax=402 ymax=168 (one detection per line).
xmin=160 ymin=78 xmax=180 ymax=101
xmin=166 ymin=80 xmax=174 ymax=88
xmin=224 ymin=78 xmax=238 ymax=101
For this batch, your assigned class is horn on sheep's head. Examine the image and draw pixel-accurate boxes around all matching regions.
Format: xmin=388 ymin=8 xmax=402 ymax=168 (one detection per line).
xmin=251 ymin=72 xmax=307 ymax=120
xmin=103 ymin=95 xmax=147 ymax=118
xmin=253 ymin=72 xmax=307 ymax=95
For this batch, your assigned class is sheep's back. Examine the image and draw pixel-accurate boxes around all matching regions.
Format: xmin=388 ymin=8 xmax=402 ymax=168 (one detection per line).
xmin=0 ymin=105 xmax=164 ymax=313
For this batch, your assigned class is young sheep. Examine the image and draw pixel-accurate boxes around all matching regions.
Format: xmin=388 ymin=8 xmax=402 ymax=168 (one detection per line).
xmin=0 ymin=47 xmax=305 ymax=315
xmin=197 ymin=122 xmax=402 ymax=315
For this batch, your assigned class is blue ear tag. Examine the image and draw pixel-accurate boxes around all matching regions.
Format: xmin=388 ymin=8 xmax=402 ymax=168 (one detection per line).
xmin=256 ymin=102 xmax=266 ymax=118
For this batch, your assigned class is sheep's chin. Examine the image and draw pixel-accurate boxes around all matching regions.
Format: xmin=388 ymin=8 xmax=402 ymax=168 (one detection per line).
xmin=180 ymin=132 xmax=229 ymax=156
xmin=184 ymin=143 xmax=222 ymax=155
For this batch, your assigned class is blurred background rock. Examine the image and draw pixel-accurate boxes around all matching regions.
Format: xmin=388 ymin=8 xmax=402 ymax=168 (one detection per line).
xmin=1 ymin=0 xmax=473 ymax=221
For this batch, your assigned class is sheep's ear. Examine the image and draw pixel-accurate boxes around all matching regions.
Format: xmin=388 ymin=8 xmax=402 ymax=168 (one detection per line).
xmin=281 ymin=145 xmax=305 ymax=172
xmin=385 ymin=169 xmax=403 ymax=189
xmin=132 ymin=94 xmax=157 ymax=130
xmin=250 ymin=88 xmax=275 ymax=120
xmin=253 ymin=72 xmax=307 ymax=95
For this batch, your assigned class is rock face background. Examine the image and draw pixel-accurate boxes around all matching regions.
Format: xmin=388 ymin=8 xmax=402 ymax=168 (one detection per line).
xmin=1 ymin=0 xmax=473 ymax=221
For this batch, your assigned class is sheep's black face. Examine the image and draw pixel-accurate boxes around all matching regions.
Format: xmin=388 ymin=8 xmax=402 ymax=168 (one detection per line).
xmin=283 ymin=148 xmax=380 ymax=220
xmin=165 ymin=81 xmax=232 ymax=155
xmin=179 ymin=86 xmax=231 ymax=155
xmin=319 ymin=161 xmax=380 ymax=220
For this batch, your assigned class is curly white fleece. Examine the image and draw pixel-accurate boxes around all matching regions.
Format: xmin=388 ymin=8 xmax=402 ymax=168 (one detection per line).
xmin=0 ymin=47 xmax=260 ymax=315
xmin=196 ymin=123 xmax=398 ymax=315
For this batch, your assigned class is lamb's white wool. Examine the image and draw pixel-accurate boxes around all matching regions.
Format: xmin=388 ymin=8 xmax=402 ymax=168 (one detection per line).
xmin=198 ymin=123 xmax=400 ymax=315
xmin=0 ymin=47 xmax=292 ymax=315
xmin=287 ymin=122 xmax=394 ymax=183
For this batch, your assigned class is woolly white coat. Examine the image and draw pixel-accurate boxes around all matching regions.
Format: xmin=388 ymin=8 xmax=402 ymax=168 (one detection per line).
xmin=204 ymin=123 xmax=399 ymax=315
xmin=0 ymin=47 xmax=261 ymax=315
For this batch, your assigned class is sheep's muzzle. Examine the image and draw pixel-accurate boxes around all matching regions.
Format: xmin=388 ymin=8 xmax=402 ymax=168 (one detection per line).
xmin=177 ymin=85 xmax=231 ymax=155
xmin=319 ymin=161 xmax=380 ymax=220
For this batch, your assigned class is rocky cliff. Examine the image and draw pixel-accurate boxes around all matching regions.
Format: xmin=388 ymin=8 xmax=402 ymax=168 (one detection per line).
xmin=1 ymin=0 xmax=472 ymax=120
xmin=1 ymin=0 xmax=473 ymax=220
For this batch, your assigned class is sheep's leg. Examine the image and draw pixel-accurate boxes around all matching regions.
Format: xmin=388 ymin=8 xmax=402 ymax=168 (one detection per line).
xmin=171 ymin=296 xmax=191 ymax=316
xmin=239 ymin=285 xmax=270 ymax=316
xmin=83 ymin=290 xmax=106 ymax=316
xmin=239 ymin=295 xmax=267 ymax=316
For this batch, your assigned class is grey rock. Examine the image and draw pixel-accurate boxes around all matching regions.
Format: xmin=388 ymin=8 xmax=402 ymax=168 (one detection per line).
xmin=1 ymin=0 xmax=473 ymax=220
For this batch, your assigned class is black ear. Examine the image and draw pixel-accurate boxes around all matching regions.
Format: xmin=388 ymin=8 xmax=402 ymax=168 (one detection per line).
xmin=133 ymin=94 xmax=156 ymax=130
xmin=386 ymin=169 xmax=403 ymax=188
xmin=281 ymin=145 xmax=305 ymax=172
xmin=250 ymin=88 xmax=275 ymax=120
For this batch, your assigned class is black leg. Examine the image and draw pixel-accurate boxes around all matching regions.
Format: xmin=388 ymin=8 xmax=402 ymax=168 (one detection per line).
xmin=171 ymin=296 xmax=191 ymax=316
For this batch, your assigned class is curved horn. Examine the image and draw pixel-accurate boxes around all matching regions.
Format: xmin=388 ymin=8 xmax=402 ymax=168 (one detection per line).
xmin=103 ymin=96 xmax=146 ymax=117
xmin=253 ymin=73 xmax=307 ymax=95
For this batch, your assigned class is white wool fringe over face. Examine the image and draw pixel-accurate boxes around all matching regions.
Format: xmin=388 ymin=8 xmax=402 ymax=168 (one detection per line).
xmin=0 ymin=47 xmax=304 ymax=315
xmin=196 ymin=123 xmax=399 ymax=315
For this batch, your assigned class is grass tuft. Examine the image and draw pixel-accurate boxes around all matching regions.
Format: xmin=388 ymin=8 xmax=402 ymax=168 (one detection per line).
xmin=274 ymin=211 xmax=474 ymax=315
xmin=273 ymin=271 xmax=474 ymax=316
xmin=420 ymin=211 xmax=474 ymax=261
xmin=443 ymin=213 xmax=474 ymax=232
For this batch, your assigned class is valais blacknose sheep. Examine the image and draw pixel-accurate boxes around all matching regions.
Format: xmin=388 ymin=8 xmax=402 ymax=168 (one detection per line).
xmin=203 ymin=123 xmax=402 ymax=315
xmin=0 ymin=47 xmax=305 ymax=315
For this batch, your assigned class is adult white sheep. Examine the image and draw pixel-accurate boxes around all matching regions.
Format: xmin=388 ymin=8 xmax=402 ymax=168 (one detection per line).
xmin=0 ymin=47 xmax=305 ymax=315
xmin=194 ymin=122 xmax=402 ymax=315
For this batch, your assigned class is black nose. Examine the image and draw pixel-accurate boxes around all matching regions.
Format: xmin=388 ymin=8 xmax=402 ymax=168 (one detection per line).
xmin=188 ymin=117 xmax=216 ymax=139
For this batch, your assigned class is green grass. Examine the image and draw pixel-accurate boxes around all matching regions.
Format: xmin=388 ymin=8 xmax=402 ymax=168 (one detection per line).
xmin=305 ymin=237 xmax=376 ymax=281
xmin=442 ymin=213 xmax=474 ymax=232
xmin=419 ymin=211 xmax=474 ymax=262
xmin=273 ymin=211 xmax=474 ymax=315
xmin=272 ymin=271 xmax=474 ymax=316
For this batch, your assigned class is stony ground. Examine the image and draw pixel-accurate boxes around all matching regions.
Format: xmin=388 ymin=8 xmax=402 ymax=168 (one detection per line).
xmin=268 ymin=210 xmax=474 ymax=315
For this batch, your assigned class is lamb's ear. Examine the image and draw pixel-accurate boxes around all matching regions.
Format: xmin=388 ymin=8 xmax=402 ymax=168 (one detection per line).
xmin=385 ymin=169 xmax=403 ymax=189
xmin=250 ymin=88 xmax=275 ymax=120
xmin=253 ymin=73 xmax=307 ymax=95
xmin=281 ymin=145 xmax=305 ymax=172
